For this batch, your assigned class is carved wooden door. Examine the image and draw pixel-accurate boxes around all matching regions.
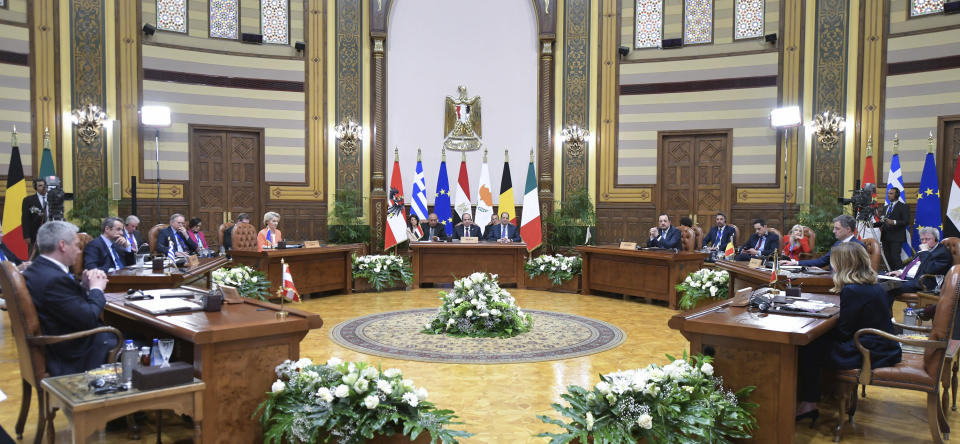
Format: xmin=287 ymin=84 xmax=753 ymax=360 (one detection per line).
xmin=658 ymin=132 xmax=730 ymax=228
xmin=190 ymin=127 xmax=262 ymax=249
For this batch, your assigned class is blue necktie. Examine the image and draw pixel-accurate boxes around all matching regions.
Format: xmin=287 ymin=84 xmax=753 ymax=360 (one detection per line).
xmin=716 ymin=227 xmax=724 ymax=248
xmin=106 ymin=238 xmax=121 ymax=269
xmin=502 ymin=226 xmax=507 ymax=239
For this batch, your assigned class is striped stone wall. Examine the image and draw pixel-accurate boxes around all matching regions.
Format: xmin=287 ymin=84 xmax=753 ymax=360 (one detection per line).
xmin=0 ymin=22 xmax=33 ymax=173
xmin=617 ymin=52 xmax=779 ymax=185
xmin=141 ymin=45 xmax=305 ymax=183
xmin=882 ymin=29 xmax=960 ymax=183
xmin=0 ymin=0 xmax=27 ymax=23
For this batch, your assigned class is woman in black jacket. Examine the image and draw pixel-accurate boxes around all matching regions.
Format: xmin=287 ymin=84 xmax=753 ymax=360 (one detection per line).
xmin=795 ymin=242 xmax=902 ymax=424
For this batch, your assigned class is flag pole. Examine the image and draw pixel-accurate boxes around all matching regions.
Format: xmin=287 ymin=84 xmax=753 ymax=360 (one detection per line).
xmin=276 ymin=258 xmax=289 ymax=320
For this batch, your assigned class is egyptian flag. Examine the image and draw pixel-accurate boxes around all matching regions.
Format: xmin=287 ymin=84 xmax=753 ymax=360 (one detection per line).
xmin=498 ymin=159 xmax=516 ymax=225
xmin=519 ymin=159 xmax=541 ymax=251
xmin=384 ymin=158 xmax=408 ymax=250
xmin=2 ymin=138 xmax=29 ymax=260
xmin=945 ymin=153 xmax=960 ymax=238
xmin=452 ymin=156 xmax=471 ymax=226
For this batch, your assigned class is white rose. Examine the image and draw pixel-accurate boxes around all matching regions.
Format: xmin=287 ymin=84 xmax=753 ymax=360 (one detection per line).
xmin=317 ymin=387 xmax=334 ymax=402
xmin=466 ymin=310 xmax=473 ymax=317
xmin=402 ymin=391 xmax=420 ymax=407
xmin=271 ymin=380 xmax=285 ymax=393
xmin=401 ymin=379 xmax=415 ymax=391
xmin=446 ymin=319 xmax=455 ymax=326
xmin=455 ymin=298 xmax=463 ymax=304
xmin=327 ymin=357 xmax=343 ymax=367
xmin=701 ymin=363 xmax=714 ymax=376
xmin=637 ymin=413 xmax=653 ymax=430
xmin=364 ymin=395 xmax=380 ymax=409
xmin=377 ymin=379 xmax=393 ymax=394
xmin=334 ymin=384 xmax=350 ymax=398
xmin=295 ymin=358 xmax=312 ymax=369
xmin=709 ymin=286 xmax=717 ymax=296
xmin=470 ymin=298 xmax=479 ymax=306
xmin=595 ymin=381 xmax=611 ymax=394
xmin=586 ymin=412 xmax=595 ymax=431
xmin=354 ymin=378 xmax=369 ymax=393
xmin=416 ymin=387 xmax=429 ymax=401
xmin=362 ymin=366 xmax=379 ymax=380
xmin=479 ymin=312 xmax=489 ymax=317
xmin=384 ymin=368 xmax=401 ymax=378
xmin=348 ymin=363 xmax=356 ymax=373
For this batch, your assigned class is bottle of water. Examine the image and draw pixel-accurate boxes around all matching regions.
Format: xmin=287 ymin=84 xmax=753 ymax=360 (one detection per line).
xmin=150 ymin=338 xmax=161 ymax=366
xmin=120 ymin=339 xmax=138 ymax=388
xmin=903 ymin=307 xmax=918 ymax=335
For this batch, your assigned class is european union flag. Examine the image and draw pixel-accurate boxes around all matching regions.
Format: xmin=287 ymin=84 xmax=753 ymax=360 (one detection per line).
xmin=434 ymin=160 xmax=453 ymax=236
xmin=912 ymin=151 xmax=942 ymax=252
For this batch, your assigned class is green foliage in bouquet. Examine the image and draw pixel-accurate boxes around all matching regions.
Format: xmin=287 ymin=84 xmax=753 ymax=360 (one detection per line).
xmin=676 ymin=269 xmax=730 ymax=310
xmin=211 ymin=265 xmax=272 ymax=301
xmin=256 ymin=357 xmax=473 ymax=444
xmin=538 ymin=352 xmax=757 ymax=444
xmin=525 ymin=254 xmax=582 ymax=285
xmin=423 ymin=272 xmax=533 ymax=338
xmin=352 ymin=254 xmax=413 ymax=291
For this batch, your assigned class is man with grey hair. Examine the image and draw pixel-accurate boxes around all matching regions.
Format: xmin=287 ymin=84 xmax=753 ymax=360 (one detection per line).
xmin=157 ymin=213 xmax=197 ymax=258
xmin=123 ymin=214 xmax=145 ymax=251
xmin=22 ymin=220 xmax=117 ymax=376
xmin=889 ymin=227 xmax=951 ymax=297
xmin=84 ymin=217 xmax=135 ymax=271
xmin=781 ymin=214 xmax=865 ymax=269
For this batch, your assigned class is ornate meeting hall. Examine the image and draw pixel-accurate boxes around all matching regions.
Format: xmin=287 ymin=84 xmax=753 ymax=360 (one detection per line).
xmin=1 ymin=0 xmax=960 ymax=443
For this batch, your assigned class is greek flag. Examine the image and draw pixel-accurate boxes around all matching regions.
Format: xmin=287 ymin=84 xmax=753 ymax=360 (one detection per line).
xmin=885 ymin=153 xmax=912 ymax=260
xmin=412 ymin=160 xmax=428 ymax=221
xmin=167 ymin=236 xmax=177 ymax=262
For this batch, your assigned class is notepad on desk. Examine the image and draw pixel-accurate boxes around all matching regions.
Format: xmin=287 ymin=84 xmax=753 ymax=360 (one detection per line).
xmin=125 ymin=298 xmax=203 ymax=315
xmin=143 ymin=288 xmax=202 ymax=299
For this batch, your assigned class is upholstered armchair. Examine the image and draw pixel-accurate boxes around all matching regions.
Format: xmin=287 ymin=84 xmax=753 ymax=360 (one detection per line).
xmin=147 ymin=224 xmax=168 ymax=255
xmin=231 ymin=222 xmax=258 ymax=251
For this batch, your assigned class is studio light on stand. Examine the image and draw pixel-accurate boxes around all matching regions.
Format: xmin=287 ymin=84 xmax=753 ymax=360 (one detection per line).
xmin=140 ymin=106 xmax=171 ymax=223
xmin=769 ymin=106 xmax=802 ymax=231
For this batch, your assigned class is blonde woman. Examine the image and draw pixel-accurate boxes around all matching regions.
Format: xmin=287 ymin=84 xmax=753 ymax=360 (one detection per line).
xmin=257 ymin=211 xmax=282 ymax=252
xmin=781 ymin=224 xmax=811 ymax=261
xmin=794 ymin=242 xmax=901 ymax=425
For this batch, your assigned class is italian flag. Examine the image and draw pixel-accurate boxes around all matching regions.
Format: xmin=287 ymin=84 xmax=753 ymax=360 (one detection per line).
xmin=2 ymin=135 xmax=28 ymax=260
xmin=519 ymin=159 xmax=541 ymax=251
xmin=384 ymin=158 xmax=408 ymax=250
xmin=947 ymin=154 xmax=960 ymax=238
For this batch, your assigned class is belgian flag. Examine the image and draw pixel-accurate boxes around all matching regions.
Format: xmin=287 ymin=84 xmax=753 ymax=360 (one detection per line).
xmin=2 ymin=131 xmax=29 ymax=260
xmin=498 ymin=157 xmax=516 ymax=224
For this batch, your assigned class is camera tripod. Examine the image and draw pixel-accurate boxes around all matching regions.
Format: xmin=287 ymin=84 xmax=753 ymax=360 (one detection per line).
xmin=856 ymin=217 xmax=892 ymax=272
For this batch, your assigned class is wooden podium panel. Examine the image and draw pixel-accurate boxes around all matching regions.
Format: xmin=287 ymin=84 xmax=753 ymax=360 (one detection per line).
xmin=106 ymin=256 xmax=229 ymax=293
xmin=229 ymin=244 xmax=359 ymax=295
xmin=715 ymin=260 xmax=834 ymax=294
xmin=103 ymin=294 xmax=322 ymax=444
xmin=410 ymin=242 xmax=528 ymax=288
xmin=668 ymin=294 xmax=839 ymax=444
xmin=575 ymin=246 xmax=707 ymax=309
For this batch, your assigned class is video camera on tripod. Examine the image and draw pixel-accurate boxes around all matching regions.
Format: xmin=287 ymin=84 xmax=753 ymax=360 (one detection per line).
xmin=42 ymin=175 xmax=66 ymax=221
xmin=837 ymin=180 xmax=879 ymax=222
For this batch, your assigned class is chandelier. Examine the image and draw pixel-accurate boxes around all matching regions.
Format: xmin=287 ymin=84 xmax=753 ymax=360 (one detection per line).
xmin=71 ymin=104 xmax=107 ymax=145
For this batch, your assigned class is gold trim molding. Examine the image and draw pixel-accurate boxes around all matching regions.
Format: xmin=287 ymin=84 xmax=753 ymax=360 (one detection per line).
xmin=30 ymin=0 xmax=59 ymax=172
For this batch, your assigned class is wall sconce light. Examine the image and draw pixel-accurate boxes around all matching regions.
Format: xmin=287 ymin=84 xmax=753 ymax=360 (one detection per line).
xmin=71 ymin=104 xmax=107 ymax=145
xmin=561 ymin=124 xmax=590 ymax=158
xmin=334 ymin=120 xmax=363 ymax=155
xmin=809 ymin=110 xmax=845 ymax=151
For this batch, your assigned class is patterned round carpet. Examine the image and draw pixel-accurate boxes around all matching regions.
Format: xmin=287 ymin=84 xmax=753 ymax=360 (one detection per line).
xmin=329 ymin=308 xmax=626 ymax=364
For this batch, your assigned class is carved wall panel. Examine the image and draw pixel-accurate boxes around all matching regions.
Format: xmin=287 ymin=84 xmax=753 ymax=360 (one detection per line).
xmin=595 ymin=202 xmax=657 ymax=244
xmin=336 ymin=0 xmax=363 ymax=195
xmin=70 ymin=0 xmax=107 ymax=194
xmin=810 ymin=0 xmax=849 ymax=206
xmin=561 ymin=0 xmax=590 ymax=201
xmin=268 ymin=200 xmax=329 ymax=242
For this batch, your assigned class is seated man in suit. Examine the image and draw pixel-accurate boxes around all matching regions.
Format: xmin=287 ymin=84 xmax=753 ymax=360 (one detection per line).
xmin=486 ymin=212 xmax=522 ymax=243
xmin=419 ymin=213 xmax=449 ymax=242
xmin=222 ymin=213 xmax=251 ymax=252
xmin=702 ymin=212 xmax=735 ymax=251
xmin=647 ymin=213 xmax=681 ymax=249
xmin=23 ymin=220 xmax=115 ymax=376
xmin=122 ymin=215 xmax=147 ymax=253
xmin=156 ymin=213 xmax=198 ymax=258
xmin=735 ymin=218 xmax=780 ymax=261
xmin=889 ymin=227 xmax=952 ymax=298
xmin=782 ymin=214 xmax=864 ymax=268
xmin=83 ymin=217 xmax=135 ymax=272
xmin=452 ymin=213 xmax=482 ymax=240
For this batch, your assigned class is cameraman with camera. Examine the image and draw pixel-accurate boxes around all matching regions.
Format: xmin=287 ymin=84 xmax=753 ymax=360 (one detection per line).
xmin=874 ymin=188 xmax=909 ymax=270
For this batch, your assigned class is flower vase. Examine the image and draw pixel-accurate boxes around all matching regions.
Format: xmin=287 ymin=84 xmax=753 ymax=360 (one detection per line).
xmin=526 ymin=274 xmax=581 ymax=293
xmin=353 ymin=277 xmax=406 ymax=292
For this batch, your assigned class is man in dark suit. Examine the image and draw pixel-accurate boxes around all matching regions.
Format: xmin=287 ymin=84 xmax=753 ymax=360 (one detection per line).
xmin=702 ymin=212 xmax=735 ymax=250
xmin=875 ymin=188 xmax=910 ymax=270
xmin=156 ymin=213 xmax=198 ymax=258
xmin=486 ymin=212 xmax=522 ymax=243
xmin=890 ymin=227 xmax=952 ymax=295
xmin=21 ymin=178 xmax=48 ymax=253
xmin=782 ymin=214 xmax=865 ymax=269
xmin=647 ymin=213 xmax=682 ymax=249
xmin=83 ymin=217 xmax=135 ymax=272
xmin=452 ymin=212 xmax=482 ymax=240
xmin=222 ymin=213 xmax=251 ymax=252
xmin=122 ymin=215 xmax=147 ymax=253
xmin=419 ymin=213 xmax=449 ymax=242
xmin=23 ymin=220 xmax=116 ymax=376
xmin=735 ymin=218 xmax=780 ymax=261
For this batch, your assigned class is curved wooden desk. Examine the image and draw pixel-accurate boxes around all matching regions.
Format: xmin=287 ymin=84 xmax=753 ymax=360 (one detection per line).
xmin=410 ymin=241 xmax=528 ymax=288
xmin=715 ymin=260 xmax=835 ymax=294
xmin=576 ymin=245 xmax=708 ymax=309
xmin=230 ymin=244 xmax=360 ymax=296
xmin=105 ymin=256 xmax=229 ymax=293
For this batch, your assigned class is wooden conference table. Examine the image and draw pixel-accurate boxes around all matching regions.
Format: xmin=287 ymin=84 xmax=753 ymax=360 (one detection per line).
xmin=230 ymin=244 xmax=360 ymax=295
xmin=576 ymin=245 xmax=708 ymax=309
xmin=103 ymin=293 xmax=322 ymax=444
xmin=715 ymin=260 xmax=835 ymax=294
xmin=668 ymin=293 xmax=840 ymax=444
xmin=409 ymin=241 xmax=528 ymax=288
xmin=105 ymin=256 xmax=229 ymax=293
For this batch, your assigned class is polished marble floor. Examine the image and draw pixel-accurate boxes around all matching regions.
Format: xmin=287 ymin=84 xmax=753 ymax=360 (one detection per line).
xmin=0 ymin=288 xmax=950 ymax=443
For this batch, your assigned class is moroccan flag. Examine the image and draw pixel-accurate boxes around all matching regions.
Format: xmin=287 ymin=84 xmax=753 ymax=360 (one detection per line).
xmin=498 ymin=159 xmax=516 ymax=225
xmin=282 ymin=262 xmax=300 ymax=302
xmin=519 ymin=159 xmax=542 ymax=251
xmin=724 ymin=239 xmax=735 ymax=259
xmin=2 ymin=137 xmax=29 ymax=260
xmin=946 ymin=152 xmax=960 ymax=239
xmin=384 ymin=158 xmax=408 ymax=250
xmin=434 ymin=160 xmax=453 ymax=236
xmin=452 ymin=155 xmax=471 ymax=226
xmin=912 ymin=151 xmax=942 ymax=253
xmin=474 ymin=160 xmax=494 ymax=235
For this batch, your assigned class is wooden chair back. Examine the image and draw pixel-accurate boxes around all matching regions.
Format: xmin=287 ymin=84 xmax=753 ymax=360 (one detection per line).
xmin=73 ymin=232 xmax=93 ymax=275
xmin=231 ymin=222 xmax=258 ymax=251
xmin=942 ymin=237 xmax=960 ymax=266
xmin=803 ymin=226 xmax=817 ymax=252
xmin=862 ymin=238 xmax=882 ymax=272
xmin=768 ymin=227 xmax=781 ymax=244
xmin=218 ymin=222 xmax=234 ymax=250
xmin=0 ymin=261 xmax=47 ymax=389
xmin=927 ymin=265 xmax=960 ymax=377
xmin=693 ymin=226 xmax=704 ymax=249
xmin=677 ymin=226 xmax=696 ymax=251
xmin=148 ymin=224 xmax=168 ymax=255
xmin=728 ymin=224 xmax=739 ymax=246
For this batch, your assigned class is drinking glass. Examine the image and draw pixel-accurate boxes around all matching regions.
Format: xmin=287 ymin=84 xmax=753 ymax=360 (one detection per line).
xmin=136 ymin=253 xmax=149 ymax=267
xmin=157 ymin=339 xmax=174 ymax=368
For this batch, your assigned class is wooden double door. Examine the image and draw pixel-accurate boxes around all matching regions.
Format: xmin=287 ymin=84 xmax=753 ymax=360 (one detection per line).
xmin=658 ymin=131 xmax=731 ymax=227
xmin=189 ymin=126 xmax=263 ymax=249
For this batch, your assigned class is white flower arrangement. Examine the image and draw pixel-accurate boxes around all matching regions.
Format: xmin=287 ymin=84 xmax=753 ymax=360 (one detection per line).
xmin=424 ymin=272 xmax=533 ymax=338
xmin=257 ymin=357 xmax=472 ymax=444
xmin=676 ymin=269 xmax=730 ymax=310
xmin=525 ymin=254 xmax=583 ymax=285
xmin=211 ymin=265 xmax=272 ymax=301
xmin=351 ymin=254 xmax=413 ymax=291
xmin=538 ymin=353 xmax=757 ymax=443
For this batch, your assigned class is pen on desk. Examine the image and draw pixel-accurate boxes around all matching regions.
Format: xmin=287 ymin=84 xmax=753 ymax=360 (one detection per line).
xmin=687 ymin=303 xmax=729 ymax=319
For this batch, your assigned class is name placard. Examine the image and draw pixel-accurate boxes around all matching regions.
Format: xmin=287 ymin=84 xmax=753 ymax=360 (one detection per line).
xmin=619 ymin=241 xmax=637 ymax=250
xmin=747 ymin=258 xmax=763 ymax=268
xmin=461 ymin=236 xmax=479 ymax=244
xmin=187 ymin=255 xmax=200 ymax=268
xmin=304 ymin=240 xmax=321 ymax=248
xmin=220 ymin=285 xmax=243 ymax=304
